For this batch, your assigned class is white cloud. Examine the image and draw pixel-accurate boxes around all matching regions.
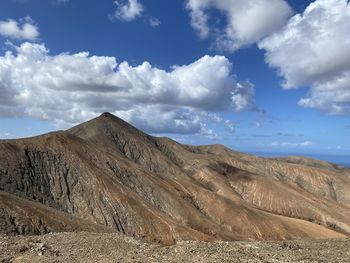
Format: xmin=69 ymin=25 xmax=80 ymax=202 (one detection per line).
xmin=186 ymin=3 xmax=210 ymax=39
xmin=186 ymin=0 xmax=292 ymax=52
xmin=149 ymin=17 xmax=161 ymax=27
xmin=271 ymin=140 xmax=313 ymax=148
xmin=298 ymin=141 xmax=313 ymax=147
xmin=0 ymin=17 xmax=39 ymax=41
xmin=111 ymin=0 xmax=161 ymax=27
xmin=0 ymin=42 xmax=255 ymax=134
xmin=206 ymin=113 xmax=236 ymax=133
xmin=259 ymin=0 xmax=350 ymax=115
xmin=113 ymin=0 xmax=144 ymax=21
xmin=224 ymin=120 xmax=235 ymax=133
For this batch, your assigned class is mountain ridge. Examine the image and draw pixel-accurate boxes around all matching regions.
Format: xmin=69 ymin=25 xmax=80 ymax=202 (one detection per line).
xmin=0 ymin=112 xmax=349 ymax=244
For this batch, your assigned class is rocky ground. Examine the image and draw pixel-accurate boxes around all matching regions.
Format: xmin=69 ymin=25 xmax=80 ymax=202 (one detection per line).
xmin=1 ymin=232 xmax=349 ymax=263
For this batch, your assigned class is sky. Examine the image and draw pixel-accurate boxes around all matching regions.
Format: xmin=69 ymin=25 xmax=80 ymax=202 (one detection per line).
xmin=0 ymin=0 xmax=350 ymax=159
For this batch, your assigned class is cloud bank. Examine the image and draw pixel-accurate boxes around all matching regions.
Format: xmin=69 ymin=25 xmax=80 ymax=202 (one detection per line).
xmin=259 ymin=0 xmax=350 ymax=115
xmin=0 ymin=42 xmax=255 ymax=133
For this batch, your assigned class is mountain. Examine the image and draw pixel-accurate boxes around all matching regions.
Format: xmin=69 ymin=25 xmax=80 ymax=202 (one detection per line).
xmin=0 ymin=112 xmax=349 ymax=244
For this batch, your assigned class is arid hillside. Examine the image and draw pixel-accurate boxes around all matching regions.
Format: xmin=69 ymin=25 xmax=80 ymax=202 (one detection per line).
xmin=0 ymin=112 xmax=349 ymax=244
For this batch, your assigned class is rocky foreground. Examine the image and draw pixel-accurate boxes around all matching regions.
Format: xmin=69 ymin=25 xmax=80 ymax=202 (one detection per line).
xmin=1 ymin=232 xmax=349 ymax=263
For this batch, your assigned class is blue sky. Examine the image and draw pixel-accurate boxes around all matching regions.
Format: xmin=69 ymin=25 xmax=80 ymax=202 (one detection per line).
xmin=0 ymin=0 xmax=350 ymax=158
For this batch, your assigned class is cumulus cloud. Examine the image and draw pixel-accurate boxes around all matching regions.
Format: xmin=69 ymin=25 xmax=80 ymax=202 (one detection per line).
xmin=259 ymin=0 xmax=350 ymax=115
xmin=112 ymin=0 xmax=144 ymax=21
xmin=111 ymin=0 xmax=161 ymax=27
xmin=0 ymin=42 xmax=255 ymax=134
xmin=0 ymin=17 xmax=39 ymax=41
xmin=186 ymin=0 xmax=292 ymax=52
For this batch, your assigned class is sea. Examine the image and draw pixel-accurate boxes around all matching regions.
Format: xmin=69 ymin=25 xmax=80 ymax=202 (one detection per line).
xmin=248 ymin=152 xmax=350 ymax=168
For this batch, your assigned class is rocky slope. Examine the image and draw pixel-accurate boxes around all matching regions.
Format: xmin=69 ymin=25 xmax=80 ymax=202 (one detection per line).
xmin=0 ymin=112 xmax=349 ymax=243
xmin=0 ymin=192 xmax=111 ymax=235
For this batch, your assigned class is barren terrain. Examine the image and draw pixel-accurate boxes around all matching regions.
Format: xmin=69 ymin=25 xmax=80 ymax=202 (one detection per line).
xmin=1 ymin=232 xmax=349 ymax=263
xmin=0 ymin=113 xmax=349 ymax=260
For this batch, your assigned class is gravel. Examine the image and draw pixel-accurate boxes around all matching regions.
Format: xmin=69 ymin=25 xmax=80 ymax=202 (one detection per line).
xmin=1 ymin=232 xmax=349 ymax=263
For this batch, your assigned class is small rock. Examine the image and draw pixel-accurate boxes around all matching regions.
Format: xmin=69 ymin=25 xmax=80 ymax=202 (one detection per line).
xmin=18 ymin=245 xmax=30 ymax=253
xmin=37 ymin=242 xmax=47 ymax=251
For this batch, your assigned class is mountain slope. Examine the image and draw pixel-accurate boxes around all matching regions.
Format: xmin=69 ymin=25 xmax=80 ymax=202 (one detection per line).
xmin=0 ymin=113 xmax=349 ymax=243
xmin=0 ymin=191 xmax=111 ymax=235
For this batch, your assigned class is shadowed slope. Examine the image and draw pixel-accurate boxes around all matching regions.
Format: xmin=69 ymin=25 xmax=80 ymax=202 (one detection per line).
xmin=0 ymin=191 xmax=111 ymax=235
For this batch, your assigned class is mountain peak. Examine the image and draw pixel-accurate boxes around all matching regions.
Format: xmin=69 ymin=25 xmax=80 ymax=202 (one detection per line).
xmin=66 ymin=112 xmax=151 ymax=149
xmin=97 ymin=112 xmax=124 ymax=123
xmin=100 ymin=112 xmax=114 ymax=118
xmin=72 ymin=112 xmax=136 ymax=131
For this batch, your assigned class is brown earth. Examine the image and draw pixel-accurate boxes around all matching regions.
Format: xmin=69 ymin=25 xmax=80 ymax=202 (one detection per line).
xmin=1 ymin=232 xmax=349 ymax=263
xmin=0 ymin=112 xmax=349 ymax=244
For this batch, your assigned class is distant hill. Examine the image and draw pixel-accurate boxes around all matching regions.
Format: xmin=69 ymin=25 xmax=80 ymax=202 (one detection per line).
xmin=1 ymin=112 xmax=349 ymax=244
